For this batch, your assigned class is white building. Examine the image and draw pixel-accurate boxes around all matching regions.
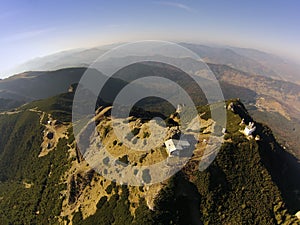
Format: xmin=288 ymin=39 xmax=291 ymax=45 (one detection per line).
xmin=165 ymin=139 xmax=190 ymax=156
xmin=244 ymin=122 xmax=256 ymax=136
xmin=176 ymin=104 xmax=183 ymax=113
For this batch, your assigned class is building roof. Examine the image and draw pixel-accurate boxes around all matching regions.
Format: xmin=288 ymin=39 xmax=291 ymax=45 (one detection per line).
xmin=165 ymin=139 xmax=190 ymax=156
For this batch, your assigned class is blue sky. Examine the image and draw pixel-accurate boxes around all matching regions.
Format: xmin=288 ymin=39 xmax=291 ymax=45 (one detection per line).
xmin=0 ymin=0 xmax=299 ymax=76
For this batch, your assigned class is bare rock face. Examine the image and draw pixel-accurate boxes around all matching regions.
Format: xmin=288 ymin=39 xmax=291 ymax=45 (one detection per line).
xmin=68 ymin=170 xmax=95 ymax=205
xmin=39 ymin=115 xmax=68 ymax=158
xmin=166 ymin=126 xmax=181 ymax=140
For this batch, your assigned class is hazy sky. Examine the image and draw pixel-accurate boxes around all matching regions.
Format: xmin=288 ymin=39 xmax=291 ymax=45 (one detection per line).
xmin=0 ymin=0 xmax=299 ymax=76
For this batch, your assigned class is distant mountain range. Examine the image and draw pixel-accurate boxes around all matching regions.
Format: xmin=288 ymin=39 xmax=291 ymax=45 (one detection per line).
xmin=6 ymin=43 xmax=300 ymax=84
xmin=182 ymin=43 xmax=300 ymax=84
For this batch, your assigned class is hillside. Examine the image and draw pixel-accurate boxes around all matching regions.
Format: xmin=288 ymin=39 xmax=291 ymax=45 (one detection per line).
xmin=93 ymin=60 xmax=300 ymax=158
xmin=181 ymin=43 xmax=281 ymax=80
xmin=0 ymin=98 xmax=24 ymax=112
xmin=0 ymin=87 xmax=299 ymax=224
xmin=209 ymin=63 xmax=300 ymax=116
xmin=0 ymin=67 xmax=131 ymax=113
xmin=1 ymin=62 xmax=299 ymax=159
xmin=228 ymin=47 xmax=300 ymax=84
xmin=0 ymin=68 xmax=86 ymax=102
xmin=208 ymin=63 xmax=300 ymax=157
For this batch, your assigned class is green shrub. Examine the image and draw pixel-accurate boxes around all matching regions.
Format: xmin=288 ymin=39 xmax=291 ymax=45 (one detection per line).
xmin=97 ymin=196 xmax=108 ymax=209
xmin=132 ymin=127 xmax=140 ymax=136
xmin=143 ymin=132 xmax=150 ymax=138
xmin=113 ymin=140 xmax=118 ymax=146
xmin=118 ymin=155 xmax=129 ymax=166
xmin=105 ymin=184 xmax=113 ymax=194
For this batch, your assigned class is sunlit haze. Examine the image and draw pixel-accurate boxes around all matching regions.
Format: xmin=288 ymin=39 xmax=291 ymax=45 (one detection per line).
xmin=1 ymin=0 xmax=299 ymax=77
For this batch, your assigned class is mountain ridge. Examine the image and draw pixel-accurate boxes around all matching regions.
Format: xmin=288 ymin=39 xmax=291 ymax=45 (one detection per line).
xmin=5 ymin=43 xmax=300 ymax=84
xmin=0 ymin=87 xmax=299 ymax=224
xmin=1 ymin=62 xmax=300 ymax=159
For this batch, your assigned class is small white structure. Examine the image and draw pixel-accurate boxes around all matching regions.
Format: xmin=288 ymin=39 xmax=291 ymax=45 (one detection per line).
xmin=165 ymin=139 xmax=190 ymax=156
xmin=244 ymin=122 xmax=256 ymax=136
xmin=176 ymin=104 xmax=185 ymax=113
xmin=222 ymin=128 xmax=227 ymax=134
